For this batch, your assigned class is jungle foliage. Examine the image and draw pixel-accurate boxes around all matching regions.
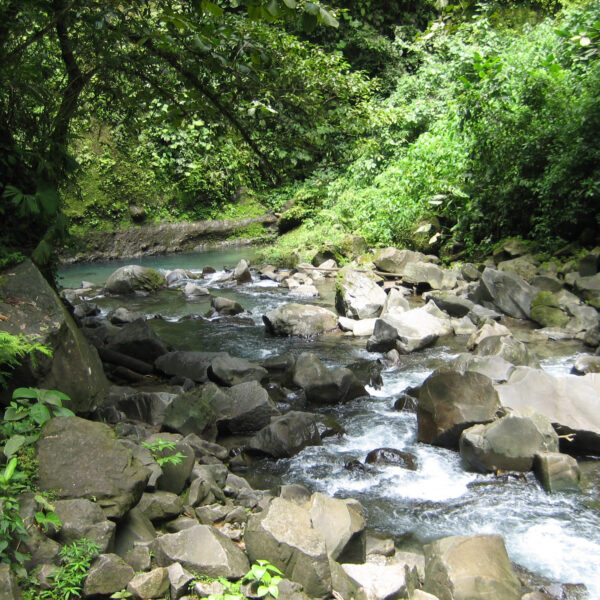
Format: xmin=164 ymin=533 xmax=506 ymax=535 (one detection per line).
xmin=1 ymin=0 xmax=599 ymax=269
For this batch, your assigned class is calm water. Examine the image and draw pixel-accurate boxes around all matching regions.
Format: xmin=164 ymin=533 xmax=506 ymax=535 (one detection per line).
xmin=60 ymin=249 xmax=600 ymax=596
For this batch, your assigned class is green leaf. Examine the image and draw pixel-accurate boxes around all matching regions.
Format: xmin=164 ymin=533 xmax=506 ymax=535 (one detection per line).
xmin=3 ymin=435 xmax=27 ymax=457
xmin=304 ymin=2 xmax=320 ymax=16
xmin=301 ymin=12 xmax=317 ymax=33
xmin=2 ymin=457 xmax=18 ymax=481
xmin=53 ymin=406 xmax=76 ymax=417
xmin=40 ymin=389 xmax=70 ymax=406
xmin=319 ymin=7 xmax=338 ymax=28
xmin=4 ymin=407 xmax=26 ymax=421
xmin=29 ymin=402 xmax=51 ymax=426
xmin=266 ymin=0 xmax=281 ymax=17
xmin=201 ymin=0 xmax=224 ymax=18
xmin=257 ymin=585 xmax=269 ymax=597
xmin=13 ymin=387 xmax=40 ymax=400
xmin=282 ymin=0 xmax=296 ymax=8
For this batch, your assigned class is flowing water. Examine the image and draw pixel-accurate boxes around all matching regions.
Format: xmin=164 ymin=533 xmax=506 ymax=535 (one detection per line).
xmin=60 ymin=249 xmax=600 ymax=596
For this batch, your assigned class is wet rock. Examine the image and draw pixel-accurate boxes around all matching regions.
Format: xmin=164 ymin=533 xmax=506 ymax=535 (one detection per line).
xmin=248 ymin=411 xmax=321 ymax=458
xmin=166 ymin=268 xmax=196 ymax=287
xmin=571 ymin=354 xmax=600 ymax=375
xmin=335 ymin=268 xmax=387 ymax=319
xmin=293 ymin=352 xmax=366 ymax=404
xmin=307 ymin=492 xmax=366 ymax=563
xmin=210 ymin=296 xmax=245 ymax=316
xmin=365 ymin=448 xmax=417 ymax=470
xmin=151 ymin=525 xmax=249 ymax=578
xmin=105 ymin=265 xmax=166 ymax=295
xmin=393 ymin=393 xmax=418 ymax=412
xmin=183 ymin=282 xmax=210 ymax=297
xmin=261 ymin=352 xmax=297 ymax=386
xmin=37 ymin=417 xmax=149 ymax=519
xmin=366 ymin=318 xmax=402 ymax=353
xmin=208 ymin=354 xmax=268 ymax=386
xmin=534 ymin=452 xmax=581 ymax=493
xmin=109 ymin=306 xmax=145 ymax=325
xmin=417 ymin=371 xmax=501 ymax=449
xmin=245 ymin=497 xmax=332 ymax=598
xmin=423 ymin=534 xmax=521 ymax=600
xmin=234 ymin=259 xmax=252 ymax=284
xmin=344 ymin=459 xmax=373 ymax=474
xmin=263 ymin=303 xmax=339 ymax=337
xmin=495 ymin=367 xmax=600 ymax=454
xmin=83 ymin=553 xmax=135 ymax=598
xmin=212 ymin=380 xmax=279 ymax=434
xmin=459 ymin=412 xmax=558 ymax=473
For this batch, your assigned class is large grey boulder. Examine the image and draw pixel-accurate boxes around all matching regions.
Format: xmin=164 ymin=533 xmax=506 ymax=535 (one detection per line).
xmin=137 ymin=491 xmax=184 ymax=522
xmin=293 ymin=352 xmax=366 ymax=404
xmin=380 ymin=288 xmax=410 ymax=316
xmin=423 ymin=534 xmax=521 ymax=600
xmin=497 ymin=256 xmax=538 ymax=282
xmin=53 ymin=499 xmax=116 ymax=552
xmin=105 ymin=318 xmax=169 ymax=364
xmin=113 ymin=507 xmax=156 ymax=558
xmin=0 ymin=259 xmax=108 ymax=414
xmin=162 ymin=390 xmax=217 ymax=440
xmin=335 ymin=269 xmax=387 ymax=319
xmin=234 ymin=259 xmax=252 ymax=284
xmin=428 ymin=292 xmax=474 ymax=318
xmin=307 ymin=493 xmax=366 ymax=563
xmin=127 ymin=568 xmax=170 ymax=600
xmin=263 ymin=303 xmax=338 ymax=336
xmin=475 ymin=335 xmax=538 ymax=367
xmin=112 ymin=388 xmax=177 ymax=428
xmin=459 ymin=412 xmax=559 ymax=473
xmin=401 ymin=262 xmax=458 ymax=290
xmin=83 ymin=553 xmax=135 ymax=598
xmin=466 ymin=322 xmax=511 ymax=351
xmin=212 ymin=380 xmax=279 ymax=434
xmin=574 ymin=273 xmax=600 ymax=308
xmin=374 ymin=248 xmax=435 ymax=273
xmin=208 ymin=354 xmax=268 ymax=386
xmin=245 ymin=498 xmax=332 ymax=598
xmin=151 ymin=525 xmax=249 ymax=578
xmin=105 ymin=265 xmax=166 ymax=295
xmin=210 ymin=296 xmax=245 ymax=316
xmin=417 ymin=371 xmax=501 ymax=449
xmin=478 ymin=268 xmax=537 ymax=319
xmin=448 ymin=354 xmax=515 ymax=383
xmin=495 ymin=368 xmax=600 ymax=453
xmin=248 ymin=412 xmax=322 ymax=458
xmin=37 ymin=417 xmax=149 ymax=519
xmin=155 ymin=351 xmax=227 ymax=383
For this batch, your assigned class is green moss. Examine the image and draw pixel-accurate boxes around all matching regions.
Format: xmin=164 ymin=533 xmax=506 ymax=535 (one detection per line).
xmin=530 ymin=291 xmax=569 ymax=327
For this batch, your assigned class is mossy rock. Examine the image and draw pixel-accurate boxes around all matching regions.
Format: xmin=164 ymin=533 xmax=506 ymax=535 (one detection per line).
xmin=312 ymin=235 xmax=367 ymax=267
xmin=530 ymin=291 xmax=569 ymax=327
xmin=278 ymin=205 xmax=309 ymax=234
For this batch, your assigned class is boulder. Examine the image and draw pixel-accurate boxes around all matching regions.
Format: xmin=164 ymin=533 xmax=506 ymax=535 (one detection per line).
xmin=578 ymin=248 xmax=600 ymax=277
xmin=341 ymin=558 xmax=416 ymax=600
xmin=151 ymin=525 xmax=249 ymax=579
xmin=245 ymin=498 xmax=332 ymax=598
xmin=339 ymin=317 xmax=377 ymax=337
xmin=260 ymin=352 xmax=297 ymax=386
xmin=166 ymin=268 xmax=195 ymax=287
xmin=248 ymin=411 xmax=322 ymax=458
xmin=492 ymin=238 xmax=532 ymax=263
xmin=478 ymin=268 xmax=537 ymax=319
xmin=183 ymin=282 xmax=210 ymax=297
xmin=447 ymin=354 xmax=515 ymax=383
xmin=475 ymin=335 xmax=537 ymax=367
xmin=401 ymin=262 xmax=458 ymax=290
xmin=0 ymin=259 xmax=108 ymax=414
xmin=335 ymin=269 xmax=387 ymax=319
xmin=380 ymin=288 xmax=410 ymax=316
xmin=234 ymin=259 xmax=252 ymax=284
xmin=112 ymin=389 xmax=177 ymax=427
xmin=571 ymin=354 xmax=600 ymax=375
xmin=155 ymin=351 xmax=226 ymax=383
xmin=167 ymin=563 xmax=195 ymax=600
xmin=417 ymin=371 xmax=501 ymax=449
xmin=574 ymin=273 xmax=600 ymax=308
xmin=105 ymin=318 xmax=169 ymax=364
xmin=263 ymin=303 xmax=338 ymax=337
xmin=37 ymin=417 xmax=149 ymax=519
xmin=428 ymin=292 xmax=474 ymax=318
xmin=113 ymin=507 xmax=156 ymax=558
xmin=208 ymin=354 xmax=268 ymax=386
xmin=364 ymin=448 xmax=417 ymax=470
xmin=366 ymin=319 xmax=402 ymax=353
xmin=109 ymin=307 xmax=145 ymax=325
xmin=459 ymin=412 xmax=558 ymax=472
xmin=0 ymin=563 xmax=21 ymax=600
xmin=212 ymin=380 xmax=279 ymax=434
xmin=530 ymin=291 xmax=569 ymax=327
xmin=496 ymin=367 xmax=600 ymax=453
xmin=105 ymin=265 xmax=166 ymax=295
xmin=83 ymin=553 xmax=135 ymax=598
xmin=137 ymin=491 xmax=184 ymax=522
xmin=308 ymin=493 xmax=366 ymax=563
xmin=211 ymin=296 xmax=245 ymax=316
xmin=53 ymin=499 xmax=116 ymax=552
xmin=374 ymin=248 xmax=435 ymax=274
xmin=466 ymin=322 xmax=511 ymax=351
xmin=162 ymin=390 xmax=217 ymax=440
xmin=533 ymin=452 xmax=581 ymax=493
xmin=127 ymin=568 xmax=170 ymax=599
xmin=143 ymin=434 xmax=194 ymax=495
xmin=293 ymin=353 xmax=366 ymax=404
xmin=423 ymin=534 xmax=521 ymax=600
xmin=497 ymin=256 xmax=538 ymax=282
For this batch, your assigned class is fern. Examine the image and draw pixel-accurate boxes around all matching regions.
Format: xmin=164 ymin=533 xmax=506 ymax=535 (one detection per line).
xmin=0 ymin=332 xmax=52 ymax=388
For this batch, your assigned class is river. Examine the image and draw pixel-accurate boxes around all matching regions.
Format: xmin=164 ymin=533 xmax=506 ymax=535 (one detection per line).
xmin=60 ymin=248 xmax=600 ymax=597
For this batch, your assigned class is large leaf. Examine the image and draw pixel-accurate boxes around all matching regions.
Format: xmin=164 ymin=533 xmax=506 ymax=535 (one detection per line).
xmin=282 ymin=0 xmax=296 ymax=8
xmin=3 ymin=436 xmax=26 ymax=458
xmin=13 ymin=387 xmax=40 ymax=400
xmin=29 ymin=402 xmax=51 ymax=426
xmin=301 ymin=12 xmax=317 ymax=33
xmin=319 ymin=7 xmax=338 ymax=28
xmin=39 ymin=389 xmax=70 ymax=407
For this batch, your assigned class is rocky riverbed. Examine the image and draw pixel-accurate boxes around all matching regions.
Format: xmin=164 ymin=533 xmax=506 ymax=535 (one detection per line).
xmin=2 ymin=239 xmax=600 ymax=600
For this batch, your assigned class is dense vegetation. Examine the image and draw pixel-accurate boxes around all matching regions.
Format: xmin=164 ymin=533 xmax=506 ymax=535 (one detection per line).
xmin=1 ymin=0 xmax=599 ymax=273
